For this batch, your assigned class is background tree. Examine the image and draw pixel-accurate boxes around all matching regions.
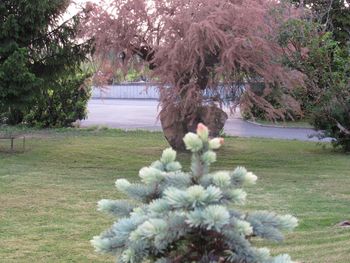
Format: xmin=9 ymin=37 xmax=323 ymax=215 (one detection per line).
xmin=82 ymin=0 xmax=304 ymax=150
xmin=0 ymin=0 xmax=93 ymax=126
xmin=291 ymin=0 xmax=350 ymax=46
xmin=278 ymin=19 xmax=350 ymax=151
xmin=239 ymin=2 xmax=350 ymax=150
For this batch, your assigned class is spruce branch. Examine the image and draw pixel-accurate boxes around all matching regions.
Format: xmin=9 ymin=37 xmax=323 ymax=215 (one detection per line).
xmin=92 ymin=123 xmax=298 ymax=263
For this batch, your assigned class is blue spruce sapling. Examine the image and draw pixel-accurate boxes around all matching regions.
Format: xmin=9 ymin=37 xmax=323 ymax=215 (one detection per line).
xmin=91 ymin=123 xmax=298 ymax=263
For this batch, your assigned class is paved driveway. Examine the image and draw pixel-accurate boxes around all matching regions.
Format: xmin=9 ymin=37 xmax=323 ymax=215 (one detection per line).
xmin=81 ymin=99 xmax=329 ymax=142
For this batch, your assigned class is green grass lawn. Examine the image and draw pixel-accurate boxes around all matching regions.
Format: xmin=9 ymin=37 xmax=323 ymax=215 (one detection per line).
xmin=0 ymin=129 xmax=349 ymax=262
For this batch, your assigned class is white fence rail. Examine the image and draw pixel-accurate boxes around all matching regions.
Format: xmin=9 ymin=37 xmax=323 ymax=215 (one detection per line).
xmin=92 ymin=83 xmax=159 ymax=99
xmin=91 ymin=83 xmax=242 ymax=101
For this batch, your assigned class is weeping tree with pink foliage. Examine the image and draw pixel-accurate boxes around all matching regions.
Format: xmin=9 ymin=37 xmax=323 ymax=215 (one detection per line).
xmin=82 ymin=0 xmax=304 ymax=150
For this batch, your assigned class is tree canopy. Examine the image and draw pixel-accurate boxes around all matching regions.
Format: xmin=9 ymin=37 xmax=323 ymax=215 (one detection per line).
xmin=0 ymin=0 xmax=92 ymax=125
xmin=83 ymin=0 xmax=304 ymax=149
xmin=291 ymin=0 xmax=350 ymax=46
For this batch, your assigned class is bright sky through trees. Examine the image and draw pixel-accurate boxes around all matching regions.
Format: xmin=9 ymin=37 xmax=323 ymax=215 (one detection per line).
xmin=64 ymin=0 xmax=89 ymax=20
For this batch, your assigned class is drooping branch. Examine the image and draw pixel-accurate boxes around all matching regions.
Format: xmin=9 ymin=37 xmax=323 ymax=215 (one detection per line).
xmin=135 ymin=45 xmax=156 ymax=69
xmin=82 ymin=0 xmax=305 ymax=145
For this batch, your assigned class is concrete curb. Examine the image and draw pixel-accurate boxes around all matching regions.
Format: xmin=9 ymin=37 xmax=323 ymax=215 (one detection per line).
xmin=244 ymin=119 xmax=314 ymax=130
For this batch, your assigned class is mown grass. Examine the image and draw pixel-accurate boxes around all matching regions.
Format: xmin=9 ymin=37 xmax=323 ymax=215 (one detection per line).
xmin=0 ymin=128 xmax=349 ymax=262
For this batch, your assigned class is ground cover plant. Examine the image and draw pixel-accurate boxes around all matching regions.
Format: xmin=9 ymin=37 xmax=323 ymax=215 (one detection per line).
xmin=0 ymin=128 xmax=349 ymax=262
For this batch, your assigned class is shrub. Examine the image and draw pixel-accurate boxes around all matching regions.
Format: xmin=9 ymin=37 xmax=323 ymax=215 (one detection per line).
xmin=278 ymin=19 xmax=350 ymax=151
xmin=306 ymin=43 xmax=350 ymax=151
xmin=22 ymin=73 xmax=91 ymax=128
xmin=91 ymin=124 xmax=298 ymax=262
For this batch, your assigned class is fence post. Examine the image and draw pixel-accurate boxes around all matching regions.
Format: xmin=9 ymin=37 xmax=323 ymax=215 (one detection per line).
xmin=23 ymin=136 xmax=26 ymax=151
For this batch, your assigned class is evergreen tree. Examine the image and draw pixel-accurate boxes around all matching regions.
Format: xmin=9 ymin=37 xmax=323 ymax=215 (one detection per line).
xmin=0 ymin=0 xmax=92 ymax=125
xmin=91 ymin=124 xmax=298 ymax=263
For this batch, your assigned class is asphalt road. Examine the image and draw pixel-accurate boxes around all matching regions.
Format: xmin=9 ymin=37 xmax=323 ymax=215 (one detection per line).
xmin=81 ymin=99 xmax=329 ymax=142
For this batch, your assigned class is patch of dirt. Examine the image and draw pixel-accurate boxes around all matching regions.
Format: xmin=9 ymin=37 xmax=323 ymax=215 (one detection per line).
xmin=337 ymin=220 xmax=350 ymax=228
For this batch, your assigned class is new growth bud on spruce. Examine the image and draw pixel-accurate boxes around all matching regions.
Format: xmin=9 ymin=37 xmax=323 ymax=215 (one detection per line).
xmin=92 ymin=123 xmax=298 ymax=263
xmin=160 ymin=148 xmax=177 ymax=163
xmin=234 ymin=219 xmax=253 ymax=236
xmin=139 ymin=167 xmax=164 ymax=184
xmin=196 ymin=123 xmax=209 ymax=141
xmin=183 ymin=132 xmax=203 ymax=152
xmin=244 ymin=171 xmax=258 ymax=185
xmin=212 ymin=171 xmax=231 ymax=188
xmin=201 ymin=150 xmax=217 ymax=164
xmin=209 ymin=137 xmax=224 ymax=149
xmin=115 ymin=179 xmax=131 ymax=191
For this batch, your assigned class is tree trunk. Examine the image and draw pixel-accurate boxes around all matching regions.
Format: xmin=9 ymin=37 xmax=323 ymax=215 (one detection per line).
xmin=7 ymin=107 xmax=24 ymax=125
xmin=160 ymin=103 xmax=228 ymax=150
